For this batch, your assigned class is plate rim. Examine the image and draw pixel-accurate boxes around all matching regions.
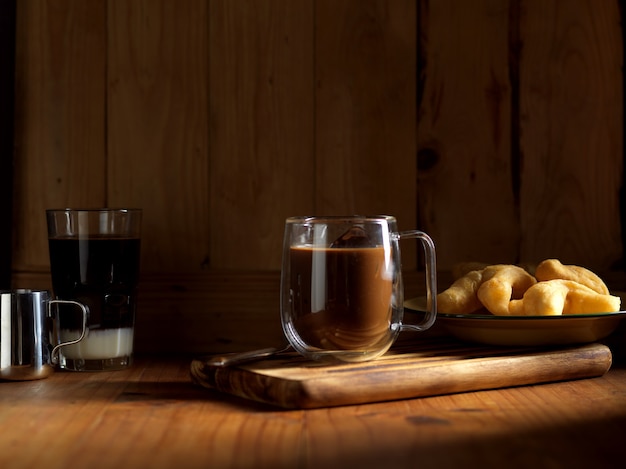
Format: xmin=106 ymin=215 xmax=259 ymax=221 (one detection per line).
xmin=435 ymin=311 xmax=626 ymax=321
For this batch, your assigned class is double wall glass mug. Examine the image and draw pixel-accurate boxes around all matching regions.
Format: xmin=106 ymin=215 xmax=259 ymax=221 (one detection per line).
xmin=280 ymin=215 xmax=437 ymax=362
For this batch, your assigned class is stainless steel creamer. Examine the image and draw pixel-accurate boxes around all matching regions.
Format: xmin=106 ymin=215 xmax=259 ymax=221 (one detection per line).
xmin=1 ymin=290 xmax=87 ymax=380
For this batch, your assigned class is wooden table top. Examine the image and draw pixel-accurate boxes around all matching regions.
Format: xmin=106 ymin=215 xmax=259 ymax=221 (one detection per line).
xmin=1 ymin=354 xmax=625 ymax=469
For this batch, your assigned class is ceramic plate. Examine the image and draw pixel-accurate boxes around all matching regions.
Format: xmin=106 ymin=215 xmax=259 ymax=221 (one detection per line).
xmin=404 ymin=294 xmax=626 ymax=346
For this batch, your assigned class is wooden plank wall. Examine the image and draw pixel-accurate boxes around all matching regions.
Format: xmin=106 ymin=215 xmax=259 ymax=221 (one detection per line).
xmin=417 ymin=0 xmax=623 ymax=270
xmin=10 ymin=0 xmax=624 ymax=354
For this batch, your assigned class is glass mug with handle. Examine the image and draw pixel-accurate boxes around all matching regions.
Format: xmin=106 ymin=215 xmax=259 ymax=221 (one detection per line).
xmin=280 ymin=215 xmax=437 ymax=362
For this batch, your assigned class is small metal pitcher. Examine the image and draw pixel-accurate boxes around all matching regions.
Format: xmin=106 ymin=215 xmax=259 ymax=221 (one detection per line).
xmin=0 ymin=289 xmax=88 ymax=380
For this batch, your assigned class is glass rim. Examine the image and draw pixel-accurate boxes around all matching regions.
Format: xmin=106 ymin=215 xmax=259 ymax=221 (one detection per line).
xmin=285 ymin=215 xmax=396 ymax=224
xmin=0 ymin=289 xmax=49 ymax=296
xmin=46 ymin=208 xmax=142 ymax=214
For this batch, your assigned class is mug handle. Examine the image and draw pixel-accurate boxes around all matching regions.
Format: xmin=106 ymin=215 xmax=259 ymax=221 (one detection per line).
xmin=48 ymin=300 xmax=89 ymax=365
xmin=396 ymin=230 xmax=437 ymax=332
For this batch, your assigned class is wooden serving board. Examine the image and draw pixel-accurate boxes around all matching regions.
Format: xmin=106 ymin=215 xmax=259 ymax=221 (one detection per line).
xmin=190 ymin=339 xmax=612 ymax=409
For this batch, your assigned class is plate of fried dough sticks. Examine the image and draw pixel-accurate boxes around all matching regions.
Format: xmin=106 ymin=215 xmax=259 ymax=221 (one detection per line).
xmin=405 ymin=259 xmax=626 ymax=346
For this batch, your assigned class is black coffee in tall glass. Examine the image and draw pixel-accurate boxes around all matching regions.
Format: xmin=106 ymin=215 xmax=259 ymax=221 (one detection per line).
xmin=46 ymin=208 xmax=142 ymax=371
xmin=48 ymin=236 xmax=140 ymax=330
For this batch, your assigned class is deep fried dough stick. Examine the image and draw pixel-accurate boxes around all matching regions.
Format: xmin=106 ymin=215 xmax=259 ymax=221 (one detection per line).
xmin=535 ymin=259 xmax=609 ymax=295
xmin=437 ymin=269 xmax=484 ymax=314
xmin=476 ymin=265 xmax=537 ymax=316
xmin=509 ymin=279 xmax=620 ymax=316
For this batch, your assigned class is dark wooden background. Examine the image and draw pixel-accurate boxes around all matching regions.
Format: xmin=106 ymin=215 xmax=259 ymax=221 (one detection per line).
xmin=3 ymin=0 xmax=624 ymax=353
xmin=0 ymin=0 xmax=15 ymax=289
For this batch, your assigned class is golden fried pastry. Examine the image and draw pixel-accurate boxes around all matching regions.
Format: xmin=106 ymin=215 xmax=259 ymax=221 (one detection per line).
xmin=476 ymin=265 xmax=537 ymax=316
xmin=535 ymin=259 xmax=609 ymax=295
xmin=437 ymin=269 xmax=485 ymax=314
xmin=509 ymin=279 xmax=620 ymax=316
xmin=438 ymin=259 xmax=618 ymax=317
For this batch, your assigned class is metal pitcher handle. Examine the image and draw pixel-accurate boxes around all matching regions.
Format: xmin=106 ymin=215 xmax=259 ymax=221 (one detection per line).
xmin=48 ymin=300 xmax=89 ymax=365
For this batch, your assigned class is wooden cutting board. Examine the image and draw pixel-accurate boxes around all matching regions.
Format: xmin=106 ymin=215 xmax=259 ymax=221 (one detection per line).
xmin=190 ymin=339 xmax=612 ymax=409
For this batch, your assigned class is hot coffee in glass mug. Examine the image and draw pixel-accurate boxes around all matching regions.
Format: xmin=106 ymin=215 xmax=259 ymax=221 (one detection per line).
xmin=280 ymin=215 xmax=437 ymax=362
xmin=46 ymin=208 xmax=142 ymax=371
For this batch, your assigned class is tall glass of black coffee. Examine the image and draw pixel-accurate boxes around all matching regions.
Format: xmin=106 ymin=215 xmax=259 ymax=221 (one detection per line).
xmin=46 ymin=208 xmax=142 ymax=371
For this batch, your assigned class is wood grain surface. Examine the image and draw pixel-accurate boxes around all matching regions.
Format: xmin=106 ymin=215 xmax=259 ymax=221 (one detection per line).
xmin=190 ymin=340 xmax=612 ymax=409
xmin=209 ymin=0 xmax=316 ymax=270
xmin=107 ymin=0 xmax=211 ymax=272
xmin=13 ymin=0 xmax=107 ymax=269
xmin=518 ymin=0 xmax=623 ymax=268
xmin=416 ymin=0 xmax=520 ymax=266
xmin=1 ymin=356 xmax=626 ymax=469
xmin=416 ymin=0 xmax=623 ymax=270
